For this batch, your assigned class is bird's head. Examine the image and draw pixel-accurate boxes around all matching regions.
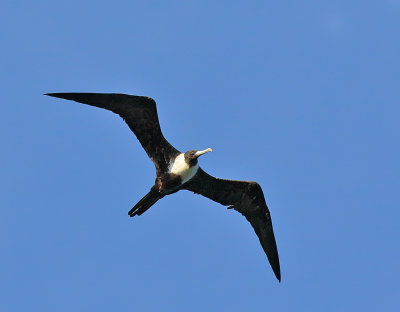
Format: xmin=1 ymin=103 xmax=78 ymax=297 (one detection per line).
xmin=184 ymin=148 xmax=213 ymax=166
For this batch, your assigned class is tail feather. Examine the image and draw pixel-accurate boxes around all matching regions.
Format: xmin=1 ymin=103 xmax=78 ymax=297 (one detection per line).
xmin=128 ymin=191 xmax=160 ymax=217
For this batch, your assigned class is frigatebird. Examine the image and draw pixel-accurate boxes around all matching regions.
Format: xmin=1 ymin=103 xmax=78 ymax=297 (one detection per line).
xmin=45 ymin=93 xmax=281 ymax=282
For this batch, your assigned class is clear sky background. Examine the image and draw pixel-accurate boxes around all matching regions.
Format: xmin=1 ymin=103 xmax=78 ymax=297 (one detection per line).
xmin=1 ymin=1 xmax=399 ymax=311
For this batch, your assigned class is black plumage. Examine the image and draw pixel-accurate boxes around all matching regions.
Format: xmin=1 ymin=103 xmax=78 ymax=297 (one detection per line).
xmin=45 ymin=92 xmax=281 ymax=282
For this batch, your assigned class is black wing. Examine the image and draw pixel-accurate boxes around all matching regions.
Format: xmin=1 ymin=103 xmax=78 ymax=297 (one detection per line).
xmin=183 ymin=168 xmax=281 ymax=282
xmin=45 ymin=93 xmax=180 ymax=172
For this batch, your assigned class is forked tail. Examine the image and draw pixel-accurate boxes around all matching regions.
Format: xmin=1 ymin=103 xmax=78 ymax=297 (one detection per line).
xmin=128 ymin=189 xmax=161 ymax=217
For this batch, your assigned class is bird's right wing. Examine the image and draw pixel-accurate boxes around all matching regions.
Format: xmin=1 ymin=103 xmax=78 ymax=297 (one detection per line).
xmin=45 ymin=93 xmax=180 ymax=172
xmin=182 ymin=168 xmax=281 ymax=281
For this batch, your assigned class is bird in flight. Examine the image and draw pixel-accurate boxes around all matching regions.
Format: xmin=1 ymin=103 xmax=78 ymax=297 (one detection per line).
xmin=45 ymin=93 xmax=281 ymax=282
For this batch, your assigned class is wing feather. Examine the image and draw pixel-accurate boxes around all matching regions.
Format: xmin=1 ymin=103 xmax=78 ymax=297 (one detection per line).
xmin=183 ymin=168 xmax=281 ymax=281
xmin=45 ymin=93 xmax=180 ymax=172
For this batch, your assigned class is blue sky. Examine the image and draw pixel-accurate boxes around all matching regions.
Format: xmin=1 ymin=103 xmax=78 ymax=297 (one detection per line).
xmin=1 ymin=1 xmax=399 ymax=311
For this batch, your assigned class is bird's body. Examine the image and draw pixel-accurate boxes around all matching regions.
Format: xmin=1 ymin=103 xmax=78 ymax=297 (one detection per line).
xmin=45 ymin=92 xmax=281 ymax=282
xmin=169 ymin=153 xmax=199 ymax=183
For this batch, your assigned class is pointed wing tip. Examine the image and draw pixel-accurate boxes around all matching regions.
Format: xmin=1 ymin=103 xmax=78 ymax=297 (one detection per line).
xmin=272 ymin=259 xmax=281 ymax=282
xmin=276 ymin=271 xmax=281 ymax=283
xmin=44 ymin=92 xmax=67 ymax=99
xmin=43 ymin=93 xmax=87 ymax=102
xmin=271 ymin=262 xmax=281 ymax=282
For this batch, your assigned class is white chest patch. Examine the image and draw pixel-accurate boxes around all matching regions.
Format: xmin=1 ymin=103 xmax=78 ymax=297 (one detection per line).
xmin=169 ymin=153 xmax=199 ymax=184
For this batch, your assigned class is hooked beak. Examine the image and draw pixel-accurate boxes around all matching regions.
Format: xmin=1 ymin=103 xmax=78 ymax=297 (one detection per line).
xmin=194 ymin=148 xmax=213 ymax=157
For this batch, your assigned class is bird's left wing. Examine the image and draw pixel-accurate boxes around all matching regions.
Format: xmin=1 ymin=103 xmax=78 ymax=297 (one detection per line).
xmin=45 ymin=93 xmax=180 ymax=172
xmin=182 ymin=168 xmax=281 ymax=282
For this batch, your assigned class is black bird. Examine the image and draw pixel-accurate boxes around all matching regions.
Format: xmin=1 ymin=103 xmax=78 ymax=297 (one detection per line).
xmin=45 ymin=92 xmax=281 ymax=282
